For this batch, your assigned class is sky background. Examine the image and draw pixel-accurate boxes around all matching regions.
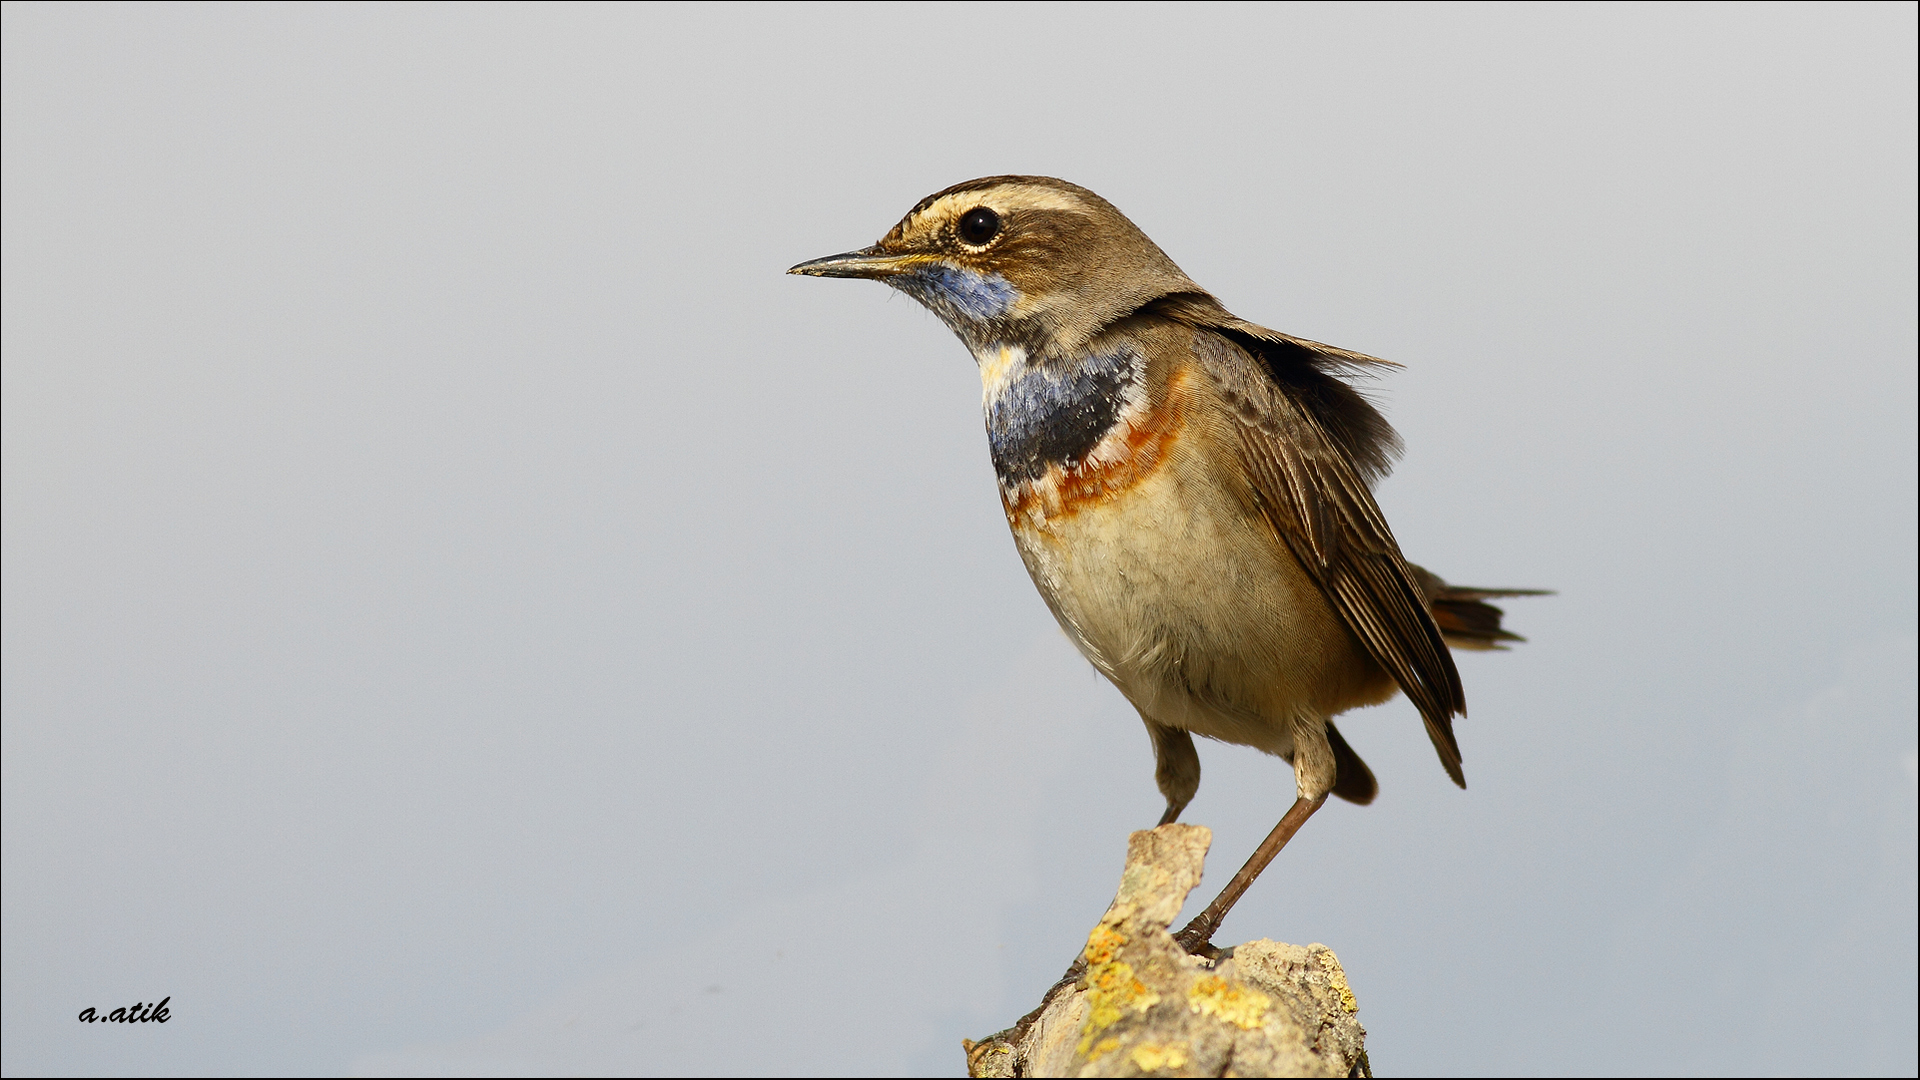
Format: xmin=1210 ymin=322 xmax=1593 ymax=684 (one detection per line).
xmin=3 ymin=4 xmax=1915 ymax=1077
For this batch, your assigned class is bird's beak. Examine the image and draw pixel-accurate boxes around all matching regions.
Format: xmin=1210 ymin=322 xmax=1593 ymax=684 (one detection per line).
xmin=787 ymin=246 xmax=927 ymax=279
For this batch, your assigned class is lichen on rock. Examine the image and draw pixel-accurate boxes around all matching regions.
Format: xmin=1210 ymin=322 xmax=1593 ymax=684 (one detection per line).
xmin=963 ymin=825 xmax=1370 ymax=1078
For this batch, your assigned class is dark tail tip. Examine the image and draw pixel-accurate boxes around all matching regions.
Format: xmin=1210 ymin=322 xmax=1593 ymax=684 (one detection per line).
xmin=1326 ymin=720 xmax=1378 ymax=805
xmin=1431 ymin=590 xmax=1548 ymax=651
xmin=1405 ymin=563 xmax=1550 ymax=652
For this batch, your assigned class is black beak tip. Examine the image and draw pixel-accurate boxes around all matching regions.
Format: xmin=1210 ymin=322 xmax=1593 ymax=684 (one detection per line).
xmin=787 ymin=247 xmax=892 ymax=279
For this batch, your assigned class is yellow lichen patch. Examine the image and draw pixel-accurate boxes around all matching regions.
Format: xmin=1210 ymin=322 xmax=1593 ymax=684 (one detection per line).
xmin=1186 ymin=974 xmax=1271 ymax=1029
xmin=1088 ymin=960 xmax=1159 ymax=1010
xmin=1076 ymin=960 xmax=1162 ymax=1058
xmin=1316 ymin=950 xmax=1358 ymax=1013
xmin=1129 ymin=1041 xmax=1191 ymax=1072
xmin=1082 ymin=923 xmax=1128 ymax=966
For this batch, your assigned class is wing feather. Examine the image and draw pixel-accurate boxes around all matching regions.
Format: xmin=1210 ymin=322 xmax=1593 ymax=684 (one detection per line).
xmin=1158 ymin=296 xmax=1469 ymax=786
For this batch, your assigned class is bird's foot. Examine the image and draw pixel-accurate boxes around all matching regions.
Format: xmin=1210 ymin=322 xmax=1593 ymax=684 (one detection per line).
xmin=1171 ymin=920 xmax=1221 ymax=959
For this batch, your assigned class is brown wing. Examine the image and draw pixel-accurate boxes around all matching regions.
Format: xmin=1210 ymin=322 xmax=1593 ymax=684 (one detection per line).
xmin=1157 ymin=295 xmax=1469 ymax=787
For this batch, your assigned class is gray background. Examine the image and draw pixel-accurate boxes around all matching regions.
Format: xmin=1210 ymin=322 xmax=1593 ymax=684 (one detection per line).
xmin=3 ymin=4 xmax=1914 ymax=1076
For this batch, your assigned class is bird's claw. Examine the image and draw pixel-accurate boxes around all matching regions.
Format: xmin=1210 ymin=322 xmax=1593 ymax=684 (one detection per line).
xmin=1172 ymin=923 xmax=1220 ymax=959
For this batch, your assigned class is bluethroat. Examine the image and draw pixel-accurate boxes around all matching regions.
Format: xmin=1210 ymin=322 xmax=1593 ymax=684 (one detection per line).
xmin=791 ymin=176 xmax=1544 ymax=950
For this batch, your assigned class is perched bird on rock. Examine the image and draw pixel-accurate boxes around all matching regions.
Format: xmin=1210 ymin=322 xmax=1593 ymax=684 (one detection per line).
xmin=791 ymin=176 xmax=1544 ymax=948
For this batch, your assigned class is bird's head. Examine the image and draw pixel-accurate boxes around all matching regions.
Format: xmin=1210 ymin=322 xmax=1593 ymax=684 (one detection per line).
xmin=789 ymin=176 xmax=1203 ymax=357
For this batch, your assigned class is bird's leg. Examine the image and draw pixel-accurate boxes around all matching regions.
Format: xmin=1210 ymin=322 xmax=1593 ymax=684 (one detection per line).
xmin=1172 ymin=794 xmax=1326 ymax=954
xmin=1144 ymin=718 xmax=1200 ymax=826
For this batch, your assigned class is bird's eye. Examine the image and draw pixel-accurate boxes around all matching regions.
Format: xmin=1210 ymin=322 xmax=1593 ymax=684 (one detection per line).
xmin=958 ymin=207 xmax=1001 ymax=246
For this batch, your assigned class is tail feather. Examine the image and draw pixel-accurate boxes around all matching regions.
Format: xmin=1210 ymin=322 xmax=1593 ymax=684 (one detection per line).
xmin=1432 ymin=595 xmax=1528 ymax=651
xmin=1406 ymin=563 xmax=1551 ymax=652
xmin=1325 ymin=720 xmax=1378 ymax=805
xmin=1428 ymin=585 xmax=1555 ymax=602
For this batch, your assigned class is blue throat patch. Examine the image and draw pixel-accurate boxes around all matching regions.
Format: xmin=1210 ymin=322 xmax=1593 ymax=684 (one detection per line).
xmin=986 ymin=348 xmax=1137 ymax=487
xmin=895 ymin=264 xmax=1019 ymax=323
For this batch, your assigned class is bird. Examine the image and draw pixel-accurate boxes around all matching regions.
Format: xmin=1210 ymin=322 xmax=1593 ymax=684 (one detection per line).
xmin=789 ymin=175 xmax=1544 ymax=950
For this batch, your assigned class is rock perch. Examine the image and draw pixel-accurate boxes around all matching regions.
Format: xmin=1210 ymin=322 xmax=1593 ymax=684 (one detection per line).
xmin=964 ymin=825 xmax=1370 ymax=1078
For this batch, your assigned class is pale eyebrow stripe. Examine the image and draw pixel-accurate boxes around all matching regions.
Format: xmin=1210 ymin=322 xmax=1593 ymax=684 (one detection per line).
xmin=914 ymin=185 xmax=1092 ymax=229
